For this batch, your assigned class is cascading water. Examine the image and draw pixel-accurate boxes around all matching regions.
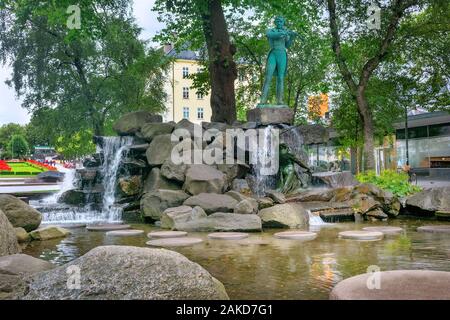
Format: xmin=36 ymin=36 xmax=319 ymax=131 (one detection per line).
xmin=251 ymin=125 xmax=278 ymax=196
xmin=38 ymin=136 xmax=133 ymax=224
xmin=99 ymin=136 xmax=133 ymax=222
xmin=307 ymin=209 xmax=326 ymax=226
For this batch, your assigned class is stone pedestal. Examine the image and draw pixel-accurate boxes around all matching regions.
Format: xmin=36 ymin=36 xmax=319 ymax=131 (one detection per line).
xmin=247 ymin=107 xmax=294 ymax=125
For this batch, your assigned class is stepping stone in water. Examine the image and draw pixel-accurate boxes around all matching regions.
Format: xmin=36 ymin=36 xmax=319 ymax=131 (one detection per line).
xmin=54 ymin=223 xmax=87 ymax=229
xmin=106 ymin=229 xmax=145 ymax=237
xmin=147 ymin=231 xmax=188 ymax=239
xmin=274 ymin=231 xmax=317 ymax=241
xmin=208 ymin=232 xmax=249 ymax=240
xmin=146 ymin=237 xmax=203 ymax=247
xmin=86 ymin=224 xmax=131 ymax=232
xmin=338 ymin=230 xmax=383 ymax=241
xmin=417 ymin=225 xmax=450 ymax=234
xmin=330 ymin=270 xmax=450 ymax=300
xmin=362 ymin=226 xmax=404 ymax=235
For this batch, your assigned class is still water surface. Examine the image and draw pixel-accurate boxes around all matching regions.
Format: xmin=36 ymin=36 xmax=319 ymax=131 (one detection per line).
xmin=23 ymin=218 xmax=450 ymax=299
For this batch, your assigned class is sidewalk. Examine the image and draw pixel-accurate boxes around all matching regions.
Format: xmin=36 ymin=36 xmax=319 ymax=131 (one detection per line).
xmin=416 ymin=176 xmax=450 ymax=189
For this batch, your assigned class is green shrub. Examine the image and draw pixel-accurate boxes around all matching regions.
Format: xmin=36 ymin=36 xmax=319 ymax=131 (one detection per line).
xmin=356 ymin=169 xmax=421 ymax=197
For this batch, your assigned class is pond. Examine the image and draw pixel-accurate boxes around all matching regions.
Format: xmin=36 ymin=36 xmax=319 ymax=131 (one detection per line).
xmin=22 ymin=218 xmax=450 ymax=300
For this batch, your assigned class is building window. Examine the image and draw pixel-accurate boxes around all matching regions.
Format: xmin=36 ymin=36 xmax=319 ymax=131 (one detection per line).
xmin=182 ymin=87 xmax=189 ymax=99
xmin=182 ymin=67 xmax=189 ymax=78
xmin=196 ymin=92 xmax=204 ymax=100
xmin=197 ymin=107 xmax=204 ymax=120
xmin=183 ymin=107 xmax=190 ymax=119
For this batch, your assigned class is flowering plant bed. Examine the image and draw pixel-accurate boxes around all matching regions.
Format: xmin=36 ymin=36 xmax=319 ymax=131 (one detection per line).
xmin=27 ymin=160 xmax=57 ymax=171
xmin=0 ymin=161 xmax=46 ymax=176
xmin=0 ymin=160 xmax=12 ymax=172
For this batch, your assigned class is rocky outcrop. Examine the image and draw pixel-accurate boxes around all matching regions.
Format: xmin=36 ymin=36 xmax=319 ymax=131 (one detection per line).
xmin=161 ymin=206 xmax=207 ymax=229
xmin=23 ymin=246 xmax=229 ymax=300
xmin=405 ymin=187 xmax=450 ymax=215
xmin=29 ymin=226 xmax=71 ymax=241
xmin=312 ymin=171 xmax=358 ymax=188
xmin=258 ymin=203 xmax=308 ymax=228
xmin=234 ymin=198 xmax=258 ymax=214
xmin=140 ymin=122 xmax=175 ymax=141
xmin=141 ymin=189 xmax=190 ymax=220
xmin=172 ymin=212 xmax=262 ymax=232
xmin=0 ymin=210 xmax=20 ymax=257
xmin=113 ymin=111 xmax=162 ymax=136
xmin=183 ymin=193 xmax=238 ymax=214
xmin=265 ymin=190 xmax=286 ymax=204
xmin=146 ymin=134 xmax=177 ymax=166
xmin=0 ymin=254 xmax=54 ymax=276
xmin=0 ymin=195 xmax=42 ymax=232
xmin=183 ymin=164 xmax=227 ymax=195
xmin=143 ymin=168 xmax=180 ymax=193
xmin=161 ymin=158 xmax=187 ymax=182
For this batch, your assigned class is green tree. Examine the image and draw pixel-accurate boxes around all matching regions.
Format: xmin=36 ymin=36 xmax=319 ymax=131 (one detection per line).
xmin=8 ymin=134 xmax=29 ymax=159
xmin=0 ymin=123 xmax=26 ymax=151
xmin=0 ymin=0 xmax=168 ymax=136
xmin=55 ymin=131 xmax=96 ymax=159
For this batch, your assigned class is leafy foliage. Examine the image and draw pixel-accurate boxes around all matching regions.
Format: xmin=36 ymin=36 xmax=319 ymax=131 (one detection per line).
xmin=8 ymin=134 xmax=29 ymax=158
xmin=356 ymin=169 xmax=421 ymax=197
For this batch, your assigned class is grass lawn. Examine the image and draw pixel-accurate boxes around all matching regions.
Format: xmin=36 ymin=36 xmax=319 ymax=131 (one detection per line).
xmin=0 ymin=162 xmax=46 ymax=176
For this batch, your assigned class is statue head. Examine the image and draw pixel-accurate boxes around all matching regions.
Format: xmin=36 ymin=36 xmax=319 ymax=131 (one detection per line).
xmin=274 ymin=16 xmax=285 ymax=29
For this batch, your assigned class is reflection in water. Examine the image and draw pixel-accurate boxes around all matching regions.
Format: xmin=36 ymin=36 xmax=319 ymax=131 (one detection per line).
xmin=23 ymin=219 xmax=450 ymax=300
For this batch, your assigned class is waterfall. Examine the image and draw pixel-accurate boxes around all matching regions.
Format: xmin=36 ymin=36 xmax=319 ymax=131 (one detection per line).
xmin=100 ymin=136 xmax=133 ymax=222
xmin=307 ymin=209 xmax=327 ymax=226
xmin=250 ymin=125 xmax=278 ymax=197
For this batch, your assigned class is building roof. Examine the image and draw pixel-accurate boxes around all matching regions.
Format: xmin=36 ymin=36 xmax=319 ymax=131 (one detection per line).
xmin=393 ymin=111 xmax=450 ymax=129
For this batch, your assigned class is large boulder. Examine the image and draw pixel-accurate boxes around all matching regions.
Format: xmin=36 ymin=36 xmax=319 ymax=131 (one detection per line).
xmin=406 ymin=187 xmax=450 ymax=215
xmin=0 ymin=210 xmax=20 ymax=257
xmin=184 ymin=193 xmax=238 ymax=214
xmin=0 ymin=195 xmax=42 ymax=232
xmin=23 ymin=246 xmax=229 ymax=300
xmin=14 ymin=227 xmax=30 ymax=243
xmin=258 ymin=203 xmax=308 ymax=228
xmin=141 ymin=189 xmax=190 ymax=220
xmin=234 ymin=198 xmax=258 ymax=214
xmin=143 ymin=168 xmax=181 ymax=193
xmin=29 ymin=226 xmax=71 ymax=241
xmin=58 ymin=189 xmax=86 ymax=206
xmin=0 ymin=254 xmax=54 ymax=276
xmin=183 ymin=164 xmax=227 ymax=195
xmin=161 ymin=206 xmax=207 ymax=229
xmin=113 ymin=111 xmax=162 ymax=136
xmin=312 ymin=171 xmax=358 ymax=188
xmin=173 ymin=212 xmax=262 ymax=232
xmin=140 ymin=122 xmax=175 ymax=141
xmin=146 ymin=134 xmax=176 ymax=166
xmin=161 ymin=158 xmax=187 ymax=183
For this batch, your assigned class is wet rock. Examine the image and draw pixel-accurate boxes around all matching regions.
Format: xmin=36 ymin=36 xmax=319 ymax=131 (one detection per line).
xmin=274 ymin=231 xmax=317 ymax=241
xmin=216 ymin=162 xmax=249 ymax=183
xmin=288 ymin=189 xmax=336 ymax=202
xmin=118 ymin=176 xmax=142 ymax=196
xmin=265 ymin=190 xmax=286 ymax=204
xmin=14 ymin=227 xmax=29 ymax=243
xmin=0 ymin=195 xmax=42 ymax=232
xmin=184 ymin=193 xmax=238 ymax=214
xmin=76 ymin=168 xmax=98 ymax=183
xmin=113 ymin=111 xmax=162 ymax=136
xmin=23 ymin=246 xmax=229 ymax=300
xmin=161 ymin=158 xmax=187 ymax=182
xmin=173 ymin=212 xmax=262 ymax=232
xmin=183 ymin=164 xmax=227 ymax=195
xmin=0 ymin=210 xmax=20 ymax=256
xmin=141 ymin=189 xmax=190 ymax=220
xmin=140 ymin=122 xmax=175 ymax=141
xmin=83 ymin=154 xmax=102 ymax=168
xmin=146 ymin=134 xmax=176 ymax=166
xmin=146 ymin=237 xmax=204 ymax=247
xmin=406 ymin=187 xmax=450 ymax=215
xmin=29 ymin=226 xmax=71 ymax=241
xmin=160 ymin=205 xmax=206 ymax=229
xmin=143 ymin=168 xmax=181 ymax=193
xmin=366 ymin=208 xmax=388 ymax=220
xmin=258 ymin=203 xmax=308 ymax=228
xmin=58 ymin=189 xmax=86 ymax=206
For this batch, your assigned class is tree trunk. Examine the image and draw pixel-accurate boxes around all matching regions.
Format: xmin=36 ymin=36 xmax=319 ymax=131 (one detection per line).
xmin=201 ymin=0 xmax=237 ymax=124
xmin=356 ymin=89 xmax=375 ymax=171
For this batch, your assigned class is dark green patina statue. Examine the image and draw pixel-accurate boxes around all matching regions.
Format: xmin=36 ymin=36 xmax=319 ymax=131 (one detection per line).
xmin=259 ymin=16 xmax=298 ymax=107
xmin=277 ymin=144 xmax=310 ymax=194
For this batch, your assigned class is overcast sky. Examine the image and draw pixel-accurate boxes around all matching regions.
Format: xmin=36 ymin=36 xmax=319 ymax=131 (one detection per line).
xmin=0 ymin=0 xmax=164 ymax=126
